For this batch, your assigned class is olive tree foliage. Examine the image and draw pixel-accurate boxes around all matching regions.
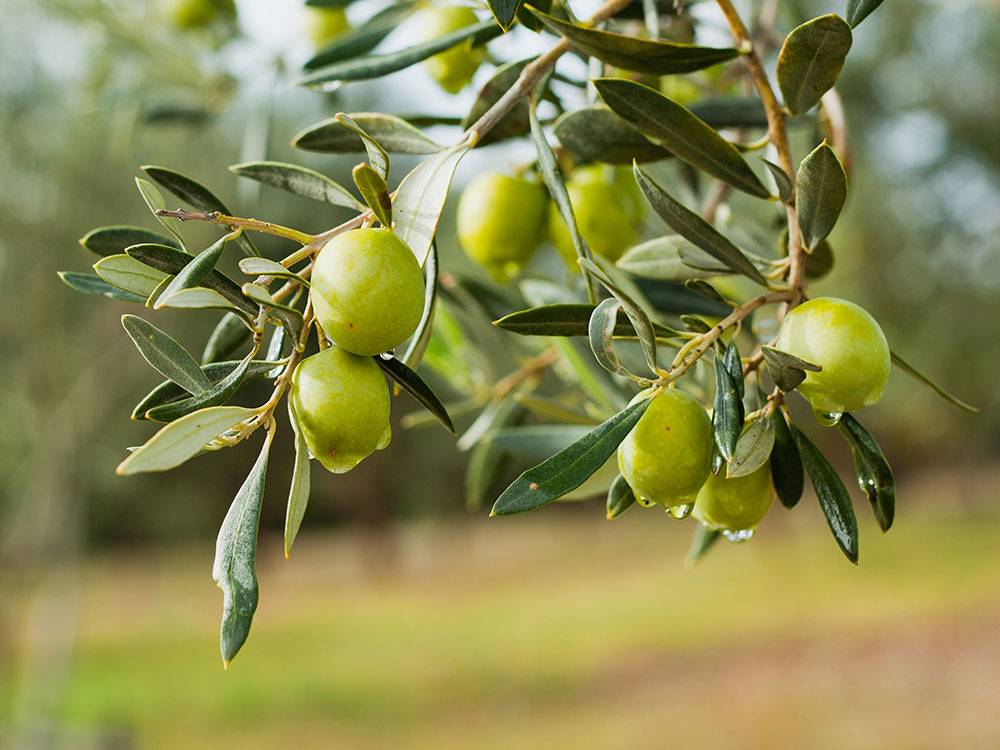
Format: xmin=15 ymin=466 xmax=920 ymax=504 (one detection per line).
xmin=60 ymin=0 xmax=976 ymax=665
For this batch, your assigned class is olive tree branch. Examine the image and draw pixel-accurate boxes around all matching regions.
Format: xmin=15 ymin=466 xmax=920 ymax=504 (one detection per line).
xmin=714 ymin=0 xmax=806 ymax=306
xmin=155 ymin=209 xmax=316 ymax=245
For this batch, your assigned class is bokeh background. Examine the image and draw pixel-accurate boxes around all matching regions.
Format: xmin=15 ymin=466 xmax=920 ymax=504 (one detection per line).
xmin=2 ymin=0 xmax=999 ymax=747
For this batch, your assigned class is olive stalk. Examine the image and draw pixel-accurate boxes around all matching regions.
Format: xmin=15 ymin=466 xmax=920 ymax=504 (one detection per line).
xmin=155 ymin=208 xmax=316 ymax=245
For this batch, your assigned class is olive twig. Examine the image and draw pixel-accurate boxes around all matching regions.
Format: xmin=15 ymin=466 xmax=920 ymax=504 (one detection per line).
xmin=155 ymin=208 xmax=316 ymax=245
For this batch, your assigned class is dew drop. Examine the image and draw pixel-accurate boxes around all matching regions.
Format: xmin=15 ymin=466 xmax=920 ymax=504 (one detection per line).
xmin=813 ymin=409 xmax=843 ymax=427
xmin=635 ymin=494 xmax=655 ymax=508
xmin=666 ymin=503 xmax=693 ymax=520
xmin=378 ymin=351 xmax=394 ymax=360
xmin=722 ymin=528 xmax=754 ymax=543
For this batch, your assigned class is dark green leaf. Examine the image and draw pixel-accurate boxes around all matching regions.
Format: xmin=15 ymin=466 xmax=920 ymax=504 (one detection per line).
xmin=724 ymin=340 xmax=745 ymax=399
xmin=229 ymin=161 xmax=364 ymax=211
xmin=203 ymin=313 xmax=253 ymax=364
xmin=727 ymin=416 xmax=775 ymax=478
xmin=792 ymin=425 xmax=859 ymax=563
xmin=284 ymin=398 xmax=312 ymax=558
xmin=589 ymin=297 xmax=630 ymax=376
xmin=462 ymin=59 xmax=531 ymax=146
xmin=606 ymin=473 xmax=635 ymax=519
xmin=770 ymin=410 xmax=804 ymax=508
xmin=144 ymin=357 xmax=251 ymax=422
xmin=131 ymin=359 xmax=281 ymax=421
xmin=762 ymin=345 xmax=821 ymax=392
xmin=141 ymin=165 xmax=259 ymax=257
xmin=797 ymin=141 xmax=848 ymax=249
xmin=393 ymin=144 xmax=468 ymax=265
xmin=335 ymin=113 xmax=391 ymax=180
xmin=292 ymin=112 xmax=442 ymax=155
xmin=116 ymin=406 xmax=258 ymax=476
xmin=374 ymin=355 xmax=455 ymax=434
xmin=487 ymin=0 xmax=520 ymax=30
xmin=689 ymin=98 xmax=768 ymax=129
xmin=154 ymin=232 xmax=234 ymax=310
xmin=686 ymin=279 xmax=728 ymax=305
xmin=762 ymin=159 xmax=793 ymax=204
xmin=79 ymin=225 xmax=180 ymax=257
xmin=633 ymin=165 xmax=768 ymax=284
xmin=580 ymin=259 xmax=659 ymax=375
xmin=713 ymin=351 xmax=744 ymax=461
xmin=633 ymin=278 xmax=733 ymax=317
xmin=127 ymin=244 xmax=257 ymax=317
xmin=59 ymin=271 xmax=146 ymax=303
xmin=213 ymin=430 xmax=272 ymax=666
xmin=494 ymin=303 xmax=680 ymax=338
xmin=303 ymin=2 xmax=417 ymax=70
xmin=777 ymin=14 xmax=853 ymax=115
xmin=400 ymin=242 xmax=439 ymax=369
xmin=686 ymin=523 xmax=722 ymax=565
xmin=838 ymin=413 xmax=894 ymax=532
xmin=299 ymin=19 xmax=502 ymax=91
xmin=846 ymin=0 xmax=885 ymax=27
xmin=352 ymin=163 xmax=392 ymax=226
xmin=597 ymin=79 xmax=770 ymax=198
xmin=122 ymin=315 xmax=212 ymax=395
xmin=890 ymin=350 xmax=979 ymax=413
xmin=531 ymin=7 xmax=739 ymax=74
xmin=552 ymin=105 xmax=671 ymax=165
xmin=491 ymin=397 xmax=651 ymax=515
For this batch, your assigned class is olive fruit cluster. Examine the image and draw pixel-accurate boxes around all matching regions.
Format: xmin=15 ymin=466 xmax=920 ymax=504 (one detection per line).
xmin=413 ymin=5 xmax=485 ymax=94
xmin=290 ymin=229 xmax=425 ymax=474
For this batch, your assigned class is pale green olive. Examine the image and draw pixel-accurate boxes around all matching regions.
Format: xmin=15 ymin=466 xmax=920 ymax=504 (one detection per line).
xmin=617 ymin=388 xmax=714 ymax=510
xmin=311 ymin=228 xmax=425 ymax=356
xmin=167 ymin=0 xmax=234 ymax=28
xmin=413 ymin=5 xmax=485 ymax=94
xmin=289 ymin=347 xmax=391 ymax=474
xmin=307 ymin=6 xmax=349 ymax=48
xmin=549 ymin=165 xmax=643 ymax=266
xmin=457 ymin=172 xmax=548 ymax=282
xmin=693 ymin=461 xmax=774 ymax=533
xmin=775 ymin=297 xmax=891 ymax=416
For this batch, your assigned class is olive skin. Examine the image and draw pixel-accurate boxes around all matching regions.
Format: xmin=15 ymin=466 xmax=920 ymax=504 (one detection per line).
xmin=289 ymin=347 xmax=391 ymax=474
xmin=413 ymin=6 xmax=485 ymax=94
xmin=311 ymin=228 xmax=425 ymax=356
xmin=693 ymin=461 xmax=774 ymax=533
xmin=167 ymin=0 xmax=234 ymax=28
xmin=307 ymin=6 xmax=349 ymax=48
xmin=550 ymin=165 xmax=643 ymax=266
xmin=617 ymin=389 xmax=714 ymax=510
xmin=457 ymin=172 xmax=548 ymax=282
xmin=775 ymin=297 xmax=891 ymax=415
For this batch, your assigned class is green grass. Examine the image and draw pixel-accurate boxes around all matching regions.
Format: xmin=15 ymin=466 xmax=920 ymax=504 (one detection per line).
xmin=6 ymin=488 xmax=1000 ymax=749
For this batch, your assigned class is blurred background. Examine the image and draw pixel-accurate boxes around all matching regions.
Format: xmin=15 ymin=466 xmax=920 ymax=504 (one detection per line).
xmin=1 ymin=0 xmax=998 ymax=747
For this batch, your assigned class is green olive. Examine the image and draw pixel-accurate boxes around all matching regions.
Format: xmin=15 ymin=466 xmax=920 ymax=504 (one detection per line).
xmin=167 ymin=0 xmax=234 ymax=28
xmin=549 ymin=165 xmax=643 ymax=266
xmin=775 ymin=297 xmax=891 ymax=416
xmin=289 ymin=347 xmax=391 ymax=474
xmin=307 ymin=6 xmax=349 ymax=48
xmin=692 ymin=461 xmax=774 ymax=535
xmin=457 ymin=172 xmax=548 ymax=282
xmin=413 ymin=6 xmax=485 ymax=94
xmin=311 ymin=228 xmax=425 ymax=356
xmin=617 ymin=388 xmax=714 ymax=511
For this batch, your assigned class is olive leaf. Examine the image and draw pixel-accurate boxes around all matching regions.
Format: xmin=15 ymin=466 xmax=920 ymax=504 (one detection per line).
xmin=770 ymin=410 xmax=804 ymax=509
xmin=633 ymin=164 xmax=768 ymax=285
xmin=686 ymin=523 xmax=722 ymax=566
xmin=589 ymin=297 xmax=631 ymax=377
xmin=299 ymin=18 xmax=502 ymax=91
xmin=154 ymin=232 xmax=237 ymax=310
xmin=890 ymin=350 xmax=979 ymax=413
xmin=531 ymin=6 xmax=738 ymax=74
xmin=336 ymin=114 xmax=390 ymax=180
xmin=762 ymin=159 xmax=794 ymax=204
xmin=792 ymin=425 xmax=859 ymax=563
xmin=491 ymin=396 xmax=651 ymax=515
xmin=553 ymin=105 xmax=671 ymax=165
xmin=94 ymin=255 xmax=168 ymax=298
xmin=116 ymin=406 xmax=258 ymax=476
xmin=292 ymin=112 xmax=442 ymax=155
xmin=303 ymin=2 xmax=418 ymax=70
xmin=229 ymin=161 xmax=365 ymax=211
xmin=238 ymin=257 xmax=309 ymax=286
xmin=141 ymin=165 xmax=259 ymax=257
xmin=135 ymin=178 xmax=186 ymax=248
xmin=727 ymin=415 xmax=775 ymax=478
xmin=374 ymin=355 xmax=455 ymax=434
xmin=144 ymin=356 xmax=252 ymax=423
xmin=596 ymin=79 xmax=771 ymax=199
xmin=487 ymin=0 xmax=521 ymax=30
xmin=617 ymin=236 xmax=731 ymax=282
xmin=846 ymin=0 xmax=885 ymax=28
xmin=284 ymin=398 xmax=312 ymax=558
xmin=633 ymin=278 xmax=733 ymax=317
xmin=393 ymin=143 xmax=468 ymax=265
xmin=777 ymin=14 xmax=853 ymax=115
xmin=713 ymin=344 xmax=744 ymax=462
xmin=352 ymin=163 xmax=392 ymax=226
xmin=606 ymin=473 xmax=636 ymax=520
xmin=79 ymin=225 xmax=180 ymax=257
xmin=158 ymin=288 xmax=245 ymax=315
xmin=797 ymin=142 xmax=848 ymax=250
xmin=494 ymin=303 xmax=681 ymax=339
xmin=58 ymin=272 xmax=147 ymax=304
xmin=203 ymin=313 xmax=253 ymax=364
xmin=213 ymin=429 xmax=273 ymax=667
xmin=762 ymin=345 xmax=821 ymax=393
xmin=122 ymin=315 xmax=212 ymax=395
xmin=838 ymin=413 xmax=895 ymax=532
xmin=400 ymin=242 xmax=439 ymax=369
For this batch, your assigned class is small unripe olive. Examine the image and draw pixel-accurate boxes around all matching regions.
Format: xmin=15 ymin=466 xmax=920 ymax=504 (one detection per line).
xmin=290 ymin=347 xmax=391 ymax=474
xmin=618 ymin=389 xmax=713 ymax=510
xmin=457 ymin=172 xmax=548 ymax=282
xmin=311 ymin=228 xmax=425 ymax=356
xmin=549 ymin=165 xmax=643 ymax=266
xmin=167 ymin=0 xmax=234 ymax=29
xmin=693 ymin=461 xmax=774 ymax=534
xmin=413 ymin=6 xmax=484 ymax=94
xmin=775 ymin=297 xmax=891 ymax=416
xmin=307 ymin=6 xmax=349 ymax=48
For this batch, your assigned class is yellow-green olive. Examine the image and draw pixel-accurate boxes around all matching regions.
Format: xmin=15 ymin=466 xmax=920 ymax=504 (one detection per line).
xmin=306 ymin=6 xmax=349 ymax=48
xmin=311 ymin=228 xmax=425 ymax=356
xmin=413 ymin=5 xmax=484 ymax=94
xmin=167 ymin=0 xmax=234 ymax=29
xmin=289 ymin=347 xmax=391 ymax=474
xmin=693 ymin=461 xmax=774 ymax=535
